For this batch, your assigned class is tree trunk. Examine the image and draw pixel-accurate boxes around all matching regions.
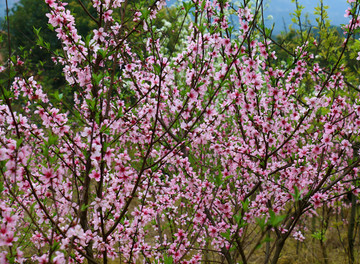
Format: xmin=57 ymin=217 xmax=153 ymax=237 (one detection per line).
xmin=348 ymin=193 xmax=356 ymax=264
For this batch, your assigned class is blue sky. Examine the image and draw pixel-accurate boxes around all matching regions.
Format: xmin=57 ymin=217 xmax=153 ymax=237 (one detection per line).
xmin=2 ymin=0 xmax=351 ymax=34
xmin=263 ymin=0 xmax=349 ymax=33
xmin=168 ymin=0 xmax=350 ymax=34
xmin=0 ymin=0 xmax=17 ymax=17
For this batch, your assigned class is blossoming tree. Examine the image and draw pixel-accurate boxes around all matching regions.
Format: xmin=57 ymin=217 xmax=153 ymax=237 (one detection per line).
xmin=1 ymin=0 xmax=360 ymax=263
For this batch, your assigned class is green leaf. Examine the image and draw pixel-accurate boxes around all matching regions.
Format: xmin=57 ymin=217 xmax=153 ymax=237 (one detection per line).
xmin=81 ymin=204 xmax=90 ymax=211
xmin=47 ymin=134 xmax=58 ymax=146
xmin=221 ymin=230 xmax=231 ymax=240
xmin=42 ymin=146 xmax=49 ymax=158
xmin=98 ymin=48 xmax=107 ymax=58
xmin=263 ymin=235 xmax=273 ymax=243
xmin=51 ymin=241 xmax=60 ymax=251
xmin=268 ymin=210 xmax=286 ymax=227
xmin=93 ymin=73 xmax=104 ymax=85
xmin=182 ymin=1 xmax=193 ymax=13
xmin=86 ymin=98 xmax=96 ymax=111
xmin=291 ymin=186 xmax=303 ymax=201
xmin=33 ymin=26 xmax=42 ymax=36
xmin=85 ymin=34 xmax=92 ymax=47
xmin=256 ymin=216 xmax=266 ymax=231
xmin=116 ymin=107 xmax=124 ymax=118
xmin=9 ymin=70 xmax=16 ymax=79
xmin=201 ymin=0 xmax=206 ymax=10
xmin=213 ymin=169 xmax=223 ymax=186
xmin=10 ymin=55 xmax=17 ymax=64
xmin=100 ymin=125 xmax=110 ymax=135
xmin=141 ymin=9 xmax=150 ymax=20
xmin=311 ymin=230 xmax=326 ymax=241
xmin=44 ymin=41 xmax=50 ymax=50
xmin=16 ymin=137 xmax=24 ymax=149
xmin=30 ymin=202 xmax=36 ymax=213
xmin=163 ymin=254 xmax=173 ymax=264
xmin=241 ymin=199 xmax=249 ymax=211
xmin=153 ymin=64 xmax=161 ymax=74
xmin=103 ymin=142 xmax=109 ymax=152
xmin=234 ymin=211 xmax=242 ymax=224
xmin=34 ymin=27 xmax=44 ymax=47
xmin=1 ymin=88 xmax=11 ymax=99
xmin=7 ymin=255 xmax=15 ymax=264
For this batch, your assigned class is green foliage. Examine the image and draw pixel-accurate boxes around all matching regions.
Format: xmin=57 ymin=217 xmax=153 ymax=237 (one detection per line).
xmin=2 ymin=0 xmax=64 ymax=89
xmin=272 ymin=0 xmax=360 ymax=101
xmin=256 ymin=216 xmax=267 ymax=231
xmin=126 ymin=2 xmax=187 ymax=55
xmin=311 ymin=229 xmax=326 ymax=241
xmin=268 ymin=210 xmax=286 ymax=227
xmin=1 ymin=0 xmax=185 ymax=108
xmin=291 ymin=186 xmax=303 ymax=202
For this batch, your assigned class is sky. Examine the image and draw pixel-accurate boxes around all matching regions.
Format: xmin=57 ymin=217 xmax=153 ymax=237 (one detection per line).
xmin=0 ymin=0 xmax=17 ymax=17
xmin=262 ymin=0 xmax=349 ymax=34
xmin=168 ymin=0 xmax=350 ymax=34
xmin=1 ymin=0 xmax=351 ymax=34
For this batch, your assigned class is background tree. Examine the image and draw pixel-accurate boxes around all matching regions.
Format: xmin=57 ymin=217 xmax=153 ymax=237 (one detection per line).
xmin=1 ymin=0 xmax=184 ymax=104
